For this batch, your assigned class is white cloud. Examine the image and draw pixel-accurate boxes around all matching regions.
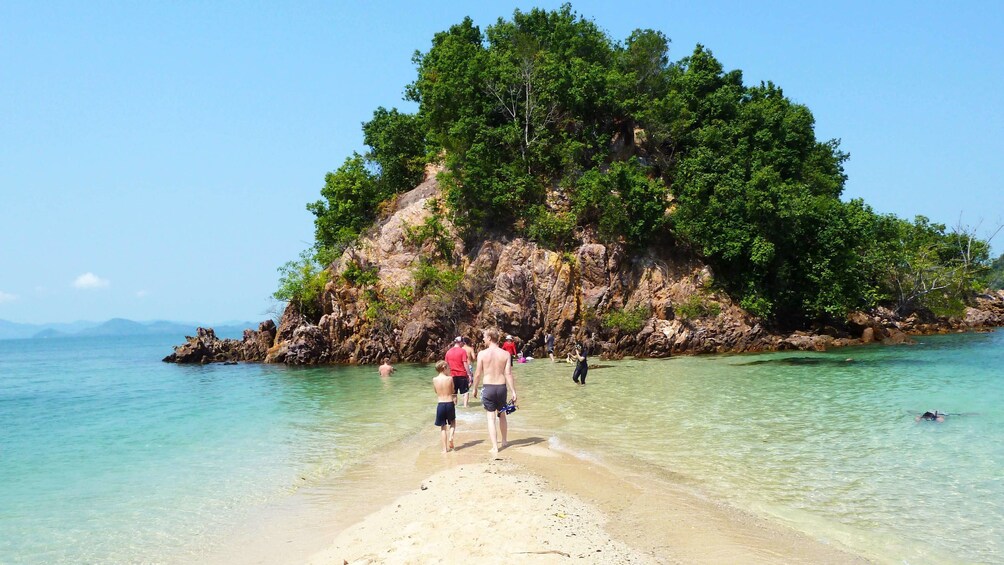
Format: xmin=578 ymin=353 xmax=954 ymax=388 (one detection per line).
xmin=73 ymin=272 xmax=110 ymax=289
xmin=0 ymin=291 xmax=18 ymax=303
xmin=136 ymin=290 xmax=149 ymax=298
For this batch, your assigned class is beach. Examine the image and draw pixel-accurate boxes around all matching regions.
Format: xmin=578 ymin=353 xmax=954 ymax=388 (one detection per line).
xmin=202 ymin=419 xmax=868 ymax=565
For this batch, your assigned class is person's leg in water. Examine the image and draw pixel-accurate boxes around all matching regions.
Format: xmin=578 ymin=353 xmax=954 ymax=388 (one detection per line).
xmin=572 ymin=364 xmax=583 ymax=383
xmin=448 ymin=420 xmax=456 ymax=451
xmin=580 ymin=364 xmax=588 ymax=384
xmin=498 ymin=411 xmax=508 ymax=449
xmin=440 ymin=424 xmax=449 ymax=453
xmin=486 ymin=411 xmax=500 ymax=457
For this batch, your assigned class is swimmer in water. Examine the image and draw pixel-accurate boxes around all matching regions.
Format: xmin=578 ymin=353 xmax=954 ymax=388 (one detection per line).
xmin=916 ymin=411 xmax=945 ymax=423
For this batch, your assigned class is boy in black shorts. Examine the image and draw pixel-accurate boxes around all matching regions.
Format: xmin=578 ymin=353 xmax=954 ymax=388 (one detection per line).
xmin=432 ymin=360 xmax=456 ymax=452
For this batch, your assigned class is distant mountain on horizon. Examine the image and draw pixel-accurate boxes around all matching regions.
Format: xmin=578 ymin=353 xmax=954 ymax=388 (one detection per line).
xmin=0 ymin=318 xmax=254 ymax=340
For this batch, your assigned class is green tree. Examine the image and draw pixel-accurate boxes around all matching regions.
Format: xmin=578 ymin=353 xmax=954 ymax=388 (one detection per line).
xmin=989 ymin=253 xmax=1004 ymax=290
xmin=409 ymin=5 xmax=622 ymax=238
xmin=289 ymin=7 xmax=997 ymax=329
xmin=306 ymin=153 xmax=382 ymax=250
xmin=668 ymin=46 xmax=856 ymax=322
xmin=362 ymin=107 xmax=427 ymax=194
xmin=572 ymin=158 xmax=667 ymax=246
xmin=873 ymin=216 xmax=993 ymax=316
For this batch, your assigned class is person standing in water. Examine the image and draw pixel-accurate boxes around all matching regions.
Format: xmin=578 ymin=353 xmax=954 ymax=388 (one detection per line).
xmin=502 ymin=335 xmax=518 ymax=362
xmin=378 ymin=358 xmax=395 ymax=377
xmin=432 ymin=360 xmax=456 ymax=452
xmin=462 ymin=336 xmax=476 ymax=379
xmin=472 ymin=328 xmax=517 ymax=457
xmin=571 ymin=342 xmax=588 ymax=384
xmin=545 ymin=332 xmax=555 ymax=362
xmin=445 ymin=337 xmax=471 ymax=408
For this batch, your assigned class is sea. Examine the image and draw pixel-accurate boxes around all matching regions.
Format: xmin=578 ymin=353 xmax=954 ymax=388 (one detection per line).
xmin=1 ymin=330 xmax=1001 ymax=564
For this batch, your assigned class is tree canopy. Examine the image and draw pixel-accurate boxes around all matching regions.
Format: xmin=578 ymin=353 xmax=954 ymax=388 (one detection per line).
xmin=293 ymin=4 xmax=994 ymax=326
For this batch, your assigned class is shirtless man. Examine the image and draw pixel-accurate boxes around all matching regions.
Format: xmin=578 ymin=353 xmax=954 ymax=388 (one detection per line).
xmin=378 ymin=358 xmax=395 ymax=378
xmin=462 ymin=337 xmax=476 ymax=376
xmin=472 ymin=328 xmax=517 ymax=457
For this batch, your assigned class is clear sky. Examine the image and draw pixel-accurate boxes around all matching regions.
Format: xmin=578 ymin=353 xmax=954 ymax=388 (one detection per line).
xmin=2 ymin=1 xmax=1002 ymax=325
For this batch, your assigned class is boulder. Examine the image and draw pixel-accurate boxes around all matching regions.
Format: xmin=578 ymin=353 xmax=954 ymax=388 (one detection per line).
xmin=861 ymin=327 xmax=875 ymax=344
xmin=163 ymin=327 xmax=243 ymax=364
xmin=285 ymin=325 xmax=327 ymax=365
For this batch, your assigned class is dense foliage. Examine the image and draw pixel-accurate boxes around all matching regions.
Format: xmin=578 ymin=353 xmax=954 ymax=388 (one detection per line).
xmin=991 ymin=254 xmax=1004 ymax=290
xmin=289 ymin=4 xmax=994 ymax=326
xmin=273 ymin=248 xmax=332 ymax=321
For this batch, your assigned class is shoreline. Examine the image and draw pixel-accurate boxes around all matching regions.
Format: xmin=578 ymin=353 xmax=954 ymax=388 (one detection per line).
xmin=195 ymin=421 xmax=872 ymax=565
xmin=166 ymin=318 xmax=1004 ymax=367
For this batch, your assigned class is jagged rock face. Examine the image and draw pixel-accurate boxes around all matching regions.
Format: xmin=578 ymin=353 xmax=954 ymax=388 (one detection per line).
xmin=285 ymin=325 xmax=328 ymax=365
xmin=166 ymin=178 xmax=1004 ymax=365
xmin=241 ymin=320 xmax=277 ymax=360
xmin=163 ymin=325 xmax=276 ymax=364
xmin=966 ymin=291 xmax=1004 ymax=326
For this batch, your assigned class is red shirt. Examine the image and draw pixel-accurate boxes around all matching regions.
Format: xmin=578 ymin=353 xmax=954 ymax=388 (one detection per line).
xmin=502 ymin=340 xmax=518 ymax=357
xmin=445 ymin=346 xmax=469 ymax=377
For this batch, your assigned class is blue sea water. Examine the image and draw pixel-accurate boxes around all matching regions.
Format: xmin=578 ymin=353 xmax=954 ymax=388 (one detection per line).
xmin=0 ymin=331 xmax=1001 ymax=564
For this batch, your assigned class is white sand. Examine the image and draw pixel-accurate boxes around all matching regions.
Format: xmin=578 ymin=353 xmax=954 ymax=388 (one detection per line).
xmin=307 ymin=459 xmax=654 ymax=564
xmin=298 ymin=428 xmax=869 ymax=565
xmin=197 ymin=420 xmax=869 ymax=565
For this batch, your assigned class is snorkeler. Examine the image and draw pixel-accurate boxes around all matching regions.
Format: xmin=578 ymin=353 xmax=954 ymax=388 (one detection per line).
xmin=916 ymin=411 xmax=945 ymax=423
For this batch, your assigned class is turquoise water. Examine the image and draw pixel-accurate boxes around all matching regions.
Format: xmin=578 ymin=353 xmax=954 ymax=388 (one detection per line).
xmin=1 ymin=331 xmax=1001 ymax=564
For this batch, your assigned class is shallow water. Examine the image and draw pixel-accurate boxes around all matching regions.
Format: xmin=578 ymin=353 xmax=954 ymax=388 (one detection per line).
xmin=0 ymin=331 xmax=1000 ymax=564
xmin=511 ymin=332 xmax=1004 ymax=564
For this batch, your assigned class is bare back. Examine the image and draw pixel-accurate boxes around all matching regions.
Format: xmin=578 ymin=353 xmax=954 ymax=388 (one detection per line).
xmin=476 ymin=344 xmax=511 ymax=386
xmin=433 ymin=374 xmax=455 ymax=402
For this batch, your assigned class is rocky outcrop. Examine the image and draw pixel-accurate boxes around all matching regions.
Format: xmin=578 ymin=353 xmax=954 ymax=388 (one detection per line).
xmin=162 ymin=321 xmax=276 ymax=364
xmin=165 ymin=176 xmax=1004 ymax=365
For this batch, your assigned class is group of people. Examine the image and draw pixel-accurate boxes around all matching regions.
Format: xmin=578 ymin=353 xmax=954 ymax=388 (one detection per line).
xmin=433 ymin=329 xmax=518 ymax=456
xmin=498 ymin=332 xmax=590 ymax=382
xmin=379 ymin=329 xmax=591 ymax=455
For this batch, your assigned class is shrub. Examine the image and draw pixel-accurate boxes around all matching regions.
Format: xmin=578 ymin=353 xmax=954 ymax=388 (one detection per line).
xmin=413 ymin=260 xmax=464 ymax=294
xmin=602 ymin=306 xmax=651 ymax=334
xmin=342 ymin=260 xmax=379 ymax=287
xmin=273 ymin=249 xmax=330 ymax=322
xmin=364 ymin=285 xmax=417 ymax=329
xmin=403 ymin=199 xmax=455 ymax=261
xmin=526 ymin=206 xmax=576 ymax=250
xmin=675 ymin=295 xmax=720 ymax=320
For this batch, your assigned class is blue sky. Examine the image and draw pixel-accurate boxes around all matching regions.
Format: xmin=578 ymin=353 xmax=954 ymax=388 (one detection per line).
xmin=1 ymin=1 xmax=1002 ymax=325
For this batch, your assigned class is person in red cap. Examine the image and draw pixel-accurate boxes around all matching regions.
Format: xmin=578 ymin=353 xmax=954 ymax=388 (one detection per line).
xmin=445 ymin=336 xmax=471 ymax=407
xmin=502 ymin=334 xmax=518 ymax=362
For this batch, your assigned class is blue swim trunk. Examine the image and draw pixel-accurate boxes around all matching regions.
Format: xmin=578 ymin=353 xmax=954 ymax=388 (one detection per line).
xmin=435 ymin=401 xmax=456 ymax=427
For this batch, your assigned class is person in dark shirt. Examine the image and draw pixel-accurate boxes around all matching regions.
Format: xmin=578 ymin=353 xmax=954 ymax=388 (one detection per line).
xmin=571 ymin=342 xmax=588 ymax=384
xmin=545 ymin=332 xmax=555 ymax=362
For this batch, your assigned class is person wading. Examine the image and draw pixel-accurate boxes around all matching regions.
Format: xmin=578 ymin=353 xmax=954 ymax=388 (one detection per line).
xmin=472 ymin=328 xmax=518 ymax=458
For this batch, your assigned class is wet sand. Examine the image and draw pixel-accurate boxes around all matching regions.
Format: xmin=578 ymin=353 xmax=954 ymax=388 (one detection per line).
xmin=196 ymin=419 xmax=869 ymax=565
